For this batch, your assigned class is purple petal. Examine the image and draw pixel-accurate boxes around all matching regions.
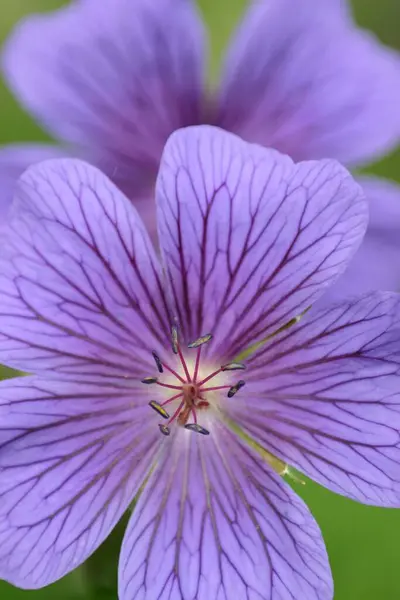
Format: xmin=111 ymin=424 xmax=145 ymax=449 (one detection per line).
xmin=0 ymin=144 xmax=64 ymax=220
xmin=119 ymin=425 xmax=332 ymax=600
xmin=0 ymin=158 xmax=170 ymax=377
xmin=0 ymin=376 xmax=159 ymax=588
xmin=156 ymin=125 xmax=367 ymax=357
xmin=216 ymin=0 xmax=400 ymax=167
xmin=229 ymin=292 xmax=400 ymax=506
xmin=321 ymin=177 xmax=400 ymax=304
xmin=3 ymin=0 xmax=206 ymax=184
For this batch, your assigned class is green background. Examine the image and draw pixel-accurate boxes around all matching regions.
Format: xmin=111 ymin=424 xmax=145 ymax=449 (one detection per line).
xmin=0 ymin=0 xmax=400 ymax=598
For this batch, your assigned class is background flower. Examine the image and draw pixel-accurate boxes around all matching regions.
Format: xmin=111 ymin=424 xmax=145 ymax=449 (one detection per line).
xmin=0 ymin=0 xmax=400 ymax=297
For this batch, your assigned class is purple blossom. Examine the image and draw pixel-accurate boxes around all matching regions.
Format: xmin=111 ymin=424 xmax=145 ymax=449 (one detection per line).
xmin=1 ymin=125 xmax=400 ymax=599
xmin=1 ymin=0 xmax=400 ymax=297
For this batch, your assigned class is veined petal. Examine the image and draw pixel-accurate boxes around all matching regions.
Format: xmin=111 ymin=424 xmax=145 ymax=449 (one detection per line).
xmin=0 ymin=159 xmax=170 ymax=377
xmin=2 ymin=0 xmax=206 ymax=184
xmin=230 ymin=292 xmax=400 ymax=506
xmin=156 ymin=125 xmax=367 ymax=357
xmin=0 ymin=144 xmax=65 ymax=221
xmin=321 ymin=177 xmax=400 ymax=304
xmin=119 ymin=425 xmax=332 ymax=600
xmin=0 ymin=376 xmax=159 ymax=588
xmin=216 ymin=0 xmax=400 ymax=167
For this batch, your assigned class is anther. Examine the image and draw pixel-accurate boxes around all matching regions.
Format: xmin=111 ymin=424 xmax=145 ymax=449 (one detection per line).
xmin=227 ymin=380 xmax=245 ymax=398
xmin=221 ymin=362 xmax=246 ymax=371
xmin=149 ymin=401 xmax=169 ymax=419
xmin=158 ymin=424 xmax=171 ymax=436
xmin=152 ymin=352 xmax=163 ymax=373
xmin=171 ymin=326 xmax=179 ymax=354
xmin=184 ymin=423 xmax=210 ymax=435
xmin=141 ymin=376 xmax=158 ymax=384
xmin=188 ymin=334 xmax=213 ymax=349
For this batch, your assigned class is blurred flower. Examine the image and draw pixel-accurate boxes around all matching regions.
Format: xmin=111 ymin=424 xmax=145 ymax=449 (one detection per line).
xmin=1 ymin=126 xmax=400 ymax=599
xmin=1 ymin=0 xmax=400 ymax=297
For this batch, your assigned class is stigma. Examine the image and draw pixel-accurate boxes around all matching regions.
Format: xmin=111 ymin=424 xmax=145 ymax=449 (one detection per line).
xmin=141 ymin=329 xmax=246 ymax=436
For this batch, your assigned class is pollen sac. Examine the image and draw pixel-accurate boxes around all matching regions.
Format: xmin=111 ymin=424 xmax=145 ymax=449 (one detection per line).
xmin=141 ymin=376 xmax=158 ymax=385
xmin=221 ymin=362 xmax=246 ymax=372
xmin=227 ymin=380 xmax=245 ymax=398
xmin=187 ymin=333 xmax=213 ymax=348
xmin=184 ymin=423 xmax=210 ymax=435
xmin=152 ymin=351 xmax=163 ymax=373
xmin=149 ymin=401 xmax=169 ymax=420
xmin=171 ymin=326 xmax=179 ymax=354
xmin=158 ymin=424 xmax=171 ymax=436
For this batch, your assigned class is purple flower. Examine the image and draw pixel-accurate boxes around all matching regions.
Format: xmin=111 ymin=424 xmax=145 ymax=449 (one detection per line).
xmin=1 ymin=0 xmax=400 ymax=297
xmin=1 ymin=125 xmax=400 ymax=599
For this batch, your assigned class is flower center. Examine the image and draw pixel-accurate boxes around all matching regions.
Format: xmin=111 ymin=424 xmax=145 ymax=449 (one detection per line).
xmin=141 ymin=328 xmax=246 ymax=436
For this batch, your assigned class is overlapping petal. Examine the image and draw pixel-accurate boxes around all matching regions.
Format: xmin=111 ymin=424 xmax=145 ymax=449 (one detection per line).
xmin=0 ymin=158 xmax=170 ymax=377
xmin=119 ymin=424 xmax=332 ymax=600
xmin=216 ymin=0 xmax=400 ymax=167
xmin=2 ymin=0 xmax=206 ymax=188
xmin=0 ymin=376 xmax=159 ymax=588
xmin=228 ymin=292 xmax=400 ymax=506
xmin=322 ymin=177 xmax=400 ymax=303
xmin=156 ymin=125 xmax=367 ymax=357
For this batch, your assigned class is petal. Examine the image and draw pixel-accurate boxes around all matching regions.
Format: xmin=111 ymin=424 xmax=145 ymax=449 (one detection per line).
xmin=3 ymin=0 xmax=206 ymax=180
xmin=216 ymin=0 xmax=400 ymax=167
xmin=119 ymin=425 xmax=332 ymax=600
xmin=0 ymin=158 xmax=170 ymax=377
xmin=0 ymin=144 xmax=64 ymax=220
xmin=321 ymin=177 xmax=400 ymax=304
xmin=229 ymin=292 xmax=400 ymax=506
xmin=156 ymin=125 xmax=367 ymax=357
xmin=0 ymin=376 xmax=159 ymax=588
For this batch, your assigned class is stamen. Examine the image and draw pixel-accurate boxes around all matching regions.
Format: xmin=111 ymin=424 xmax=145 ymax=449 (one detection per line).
xmin=197 ymin=368 xmax=222 ymax=386
xmin=177 ymin=344 xmax=191 ymax=382
xmin=171 ymin=326 xmax=179 ymax=354
xmin=161 ymin=392 xmax=183 ymax=407
xmin=187 ymin=333 xmax=213 ymax=348
xmin=193 ymin=345 xmax=202 ymax=382
xmin=200 ymin=385 xmax=231 ymax=392
xmin=221 ymin=362 xmax=246 ymax=371
xmin=161 ymin=361 xmax=186 ymax=383
xmin=167 ymin=399 xmax=185 ymax=425
xmin=184 ymin=423 xmax=210 ymax=435
xmin=227 ymin=380 xmax=245 ymax=398
xmin=152 ymin=352 xmax=163 ymax=373
xmin=156 ymin=381 xmax=182 ymax=390
xmin=159 ymin=424 xmax=170 ymax=436
xmin=149 ymin=401 xmax=169 ymax=419
xmin=144 ymin=329 xmax=247 ymax=437
xmin=141 ymin=376 xmax=158 ymax=384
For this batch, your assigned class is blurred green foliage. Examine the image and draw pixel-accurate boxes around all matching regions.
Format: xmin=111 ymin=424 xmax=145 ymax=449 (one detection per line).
xmin=0 ymin=0 xmax=400 ymax=598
